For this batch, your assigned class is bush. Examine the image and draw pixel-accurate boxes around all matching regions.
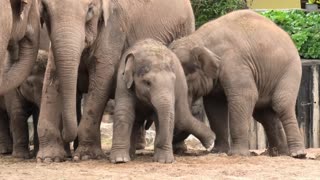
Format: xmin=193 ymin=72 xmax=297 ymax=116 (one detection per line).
xmin=191 ymin=0 xmax=248 ymax=28
xmin=261 ymin=10 xmax=320 ymax=59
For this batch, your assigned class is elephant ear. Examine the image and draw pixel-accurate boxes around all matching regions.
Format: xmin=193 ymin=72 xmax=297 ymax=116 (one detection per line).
xmin=122 ymin=53 xmax=134 ymax=89
xmin=191 ymin=46 xmax=220 ymax=79
xmin=19 ymin=0 xmax=29 ymax=20
xmin=101 ymin=0 xmax=111 ymax=26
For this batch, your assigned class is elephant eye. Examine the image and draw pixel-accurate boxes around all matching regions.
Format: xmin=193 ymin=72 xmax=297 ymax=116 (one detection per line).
xmin=86 ymin=3 xmax=95 ymax=21
xmin=143 ymin=80 xmax=152 ymax=87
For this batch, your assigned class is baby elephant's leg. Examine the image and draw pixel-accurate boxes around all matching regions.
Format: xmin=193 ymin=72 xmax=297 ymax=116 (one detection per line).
xmin=253 ymin=108 xmax=288 ymax=156
xmin=203 ymin=94 xmax=229 ymax=153
xmin=175 ymin=106 xmax=215 ymax=152
xmin=0 ymin=109 xmax=12 ymax=154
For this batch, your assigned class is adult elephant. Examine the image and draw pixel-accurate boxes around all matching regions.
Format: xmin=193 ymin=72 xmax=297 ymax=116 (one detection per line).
xmin=0 ymin=0 xmax=40 ymax=94
xmin=37 ymin=0 xmax=195 ymax=162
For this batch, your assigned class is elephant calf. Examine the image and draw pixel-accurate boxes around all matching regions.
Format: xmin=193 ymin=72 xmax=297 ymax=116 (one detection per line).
xmin=0 ymin=50 xmax=47 ymax=158
xmin=110 ymin=39 xmax=215 ymax=163
xmin=170 ymin=10 xmax=305 ymax=158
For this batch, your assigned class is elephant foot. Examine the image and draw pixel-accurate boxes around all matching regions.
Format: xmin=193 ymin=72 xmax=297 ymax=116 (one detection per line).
xmin=37 ymin=143 xmax=67 ymax=163
xmin=267 ymin=146 xmax=289 ymax=157
xmin=135 ymin=141 xmax=146 ymax=150
xmin=109 ymin=149 xmax=131 ymax=163
xmin=0 ymin=144 xmax=12 ymax=154
xmin=73 ymin=145 xmax=105 ymax=161
xmin=12 ymin=148 xmax=31 ymax=159
xmin=173 ymin=141 xmax=188 ymax=154
xmin=153 ymin=148 xmax=174 ymax=163
xmin=211 ymin=142 xmax=229 ymax=154
xmin=290 ymin=149 xmax=306 ymax=159
xmin=228 ymin=147 xmax=250 ymax=156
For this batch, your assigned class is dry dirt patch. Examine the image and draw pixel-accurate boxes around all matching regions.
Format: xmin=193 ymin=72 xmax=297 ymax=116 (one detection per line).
xmin=0 ymin=149 xmax=319 ymax=179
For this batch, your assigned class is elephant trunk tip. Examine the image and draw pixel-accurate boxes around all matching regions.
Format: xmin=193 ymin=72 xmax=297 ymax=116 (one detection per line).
xmin=62 ymin=128 xmax=77 ymax=143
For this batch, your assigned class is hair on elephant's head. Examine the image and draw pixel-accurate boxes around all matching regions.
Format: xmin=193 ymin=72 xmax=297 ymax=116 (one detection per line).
xmin=122 ymin=39 xmax=177 ymax=106
xmin=170 ymin=41 xmax=220 ymax=102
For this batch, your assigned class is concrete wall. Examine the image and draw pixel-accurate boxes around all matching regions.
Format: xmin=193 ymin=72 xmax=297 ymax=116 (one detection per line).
xmin=247 ymin=0 xmax=301 ymax=9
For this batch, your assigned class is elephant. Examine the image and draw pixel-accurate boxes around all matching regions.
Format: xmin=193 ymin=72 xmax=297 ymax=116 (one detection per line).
xmin=110 ymin=39 xmax=215 ymax=163
xmin=36 ymin=0 xmax=195 ymax=162
xmin=0 ymin=50 xmax=47 ymax=158
xmin=169 ymin=10 xmax=305 ymax=158
xmin=0 ymin=0 xmax=40 ymax=95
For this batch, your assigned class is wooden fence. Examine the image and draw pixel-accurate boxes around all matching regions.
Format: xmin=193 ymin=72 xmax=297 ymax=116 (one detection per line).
xmin=250 ymin=59 xmax=320 ymax=149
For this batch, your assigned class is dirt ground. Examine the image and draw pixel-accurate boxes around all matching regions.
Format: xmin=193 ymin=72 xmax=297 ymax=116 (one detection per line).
xmin=0 ymin=146 xmax=320 ymax=180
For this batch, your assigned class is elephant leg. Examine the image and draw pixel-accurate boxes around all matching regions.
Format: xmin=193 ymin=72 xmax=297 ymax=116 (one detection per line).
xmin=203 ymin=94 xmax=229 ymax=153
xmin=0 ymin=109 xmax=12 ymax=154
xmin=172 ymin=130 xmax=189 ymax=154
xmin=73 ymin=92 xmax=83 ymax=151
xmin=75 ymin=27 xmax=125 ymax=161
xmin=9 ymin=92 xmax=33 ymax=159
xmin=129 ymin=117 xmax=145 ymax=159
xmin=172 ymin=98 xmax=206 ymax=154
xmin=272 ymin=75 xmax=306 ymax=158
xmin=135 ymin=124 xmax=146 ymax=150
xmin=253 ymin=108 xmax=288 ymax=156
xmin=73 ymin=63 xmax=115 ymax=161
xmin=37 ymin=50 xmax=66 ymax=163
xmin=175 ymin=102 xmax=215 ymax=151
xmin=32 ymin=108 xmax=39 ymax=156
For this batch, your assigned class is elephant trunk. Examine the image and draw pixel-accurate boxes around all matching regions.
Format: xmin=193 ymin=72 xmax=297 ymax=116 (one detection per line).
xmin=51 ymin=26 xmax=84 ymax=142
xmin=151 ymin=91 xmax=175 ymax=151
xmin=0 ymin=1 xmax=38 ymax=95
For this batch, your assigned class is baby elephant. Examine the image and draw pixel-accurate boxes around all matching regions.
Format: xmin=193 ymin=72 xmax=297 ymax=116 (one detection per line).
xmin=0 ymin=50 xmax=47 ymax=158
xmin=110 ymin=39 xmax=215 ymax=163
xmin=170 ymin=10 xmax=305 ymax=158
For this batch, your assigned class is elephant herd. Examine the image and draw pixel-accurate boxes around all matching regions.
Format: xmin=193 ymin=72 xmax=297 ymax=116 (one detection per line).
xmin=0 ymin=0 xmax=306 ymax=164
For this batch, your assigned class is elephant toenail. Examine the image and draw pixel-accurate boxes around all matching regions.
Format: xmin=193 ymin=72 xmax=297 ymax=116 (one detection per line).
xmin=44 ymin=158 xmax=53 ymax=163
xmin=81 ymin=155 xmax=90 ymax=160
xmin=54 ymin=157 xmax=61 ymax=162
xmin=36 ymin=158 xmax=43 ymax=163
xmin=73 ymin=156 xmax=80 ymax=162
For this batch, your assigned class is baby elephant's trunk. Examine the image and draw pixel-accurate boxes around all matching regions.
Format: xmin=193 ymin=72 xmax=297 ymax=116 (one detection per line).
xmin=151 ymin=91 xmax=175 ymax=151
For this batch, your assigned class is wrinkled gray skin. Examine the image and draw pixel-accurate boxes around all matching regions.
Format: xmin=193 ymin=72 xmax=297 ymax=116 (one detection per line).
xmin=0 ymin=0 xmax=40 ymax=95
xmin=170 ymin=10 xmax=305 ymax=158
xmin=0 ymin=50 xmax=47 ymax=158
xmin=37 ymin=0 xmax=195 ymax=162
xmin=110 ymin=39 xmax=215 ymax=163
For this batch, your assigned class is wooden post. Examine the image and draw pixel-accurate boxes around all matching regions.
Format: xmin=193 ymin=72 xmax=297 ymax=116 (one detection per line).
xmin=312 ymin=65 xmax=320 ymax=148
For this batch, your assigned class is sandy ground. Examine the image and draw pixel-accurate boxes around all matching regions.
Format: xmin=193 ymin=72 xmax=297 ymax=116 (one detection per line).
xmin=0 ymin=147 xmax=320 ymax=180
xmin=2 ymin=118 xmax=319 ymax=179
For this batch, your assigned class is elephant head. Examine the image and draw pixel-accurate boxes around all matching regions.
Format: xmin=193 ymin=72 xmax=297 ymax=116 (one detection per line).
xmin=0 ymin=0 xmax=40 ymax=95
xmin=19 ymin=50 xmax=47 ymax=107
xmin=39 ymin=0 xmax=111 ymax=141
xmin=122 ymin=40 xmax=176 ymax=136
xmin=171 ymin=43 xmax=220 ymax=103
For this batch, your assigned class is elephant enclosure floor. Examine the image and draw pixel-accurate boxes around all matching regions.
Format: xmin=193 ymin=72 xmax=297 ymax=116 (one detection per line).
xmin=0 ymin=148 xmax=320 ymax=179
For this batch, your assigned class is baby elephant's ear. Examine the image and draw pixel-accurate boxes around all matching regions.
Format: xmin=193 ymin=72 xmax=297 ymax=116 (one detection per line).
xmin=192 ymin=47 xmax=220 ymax=78
xmin=19 ymin=0 xmax=28 ymax=20
xmin=122 ymin=53 xmax=134 ymax=89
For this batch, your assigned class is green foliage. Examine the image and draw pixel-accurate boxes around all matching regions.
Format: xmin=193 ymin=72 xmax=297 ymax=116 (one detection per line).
xmin=308 ymin=0 xmax=320 ymax=4
xmin=191 ymin=0 xmax=247 ymax=28
xmin=261 ymin=10 xmax=320 ymax=59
